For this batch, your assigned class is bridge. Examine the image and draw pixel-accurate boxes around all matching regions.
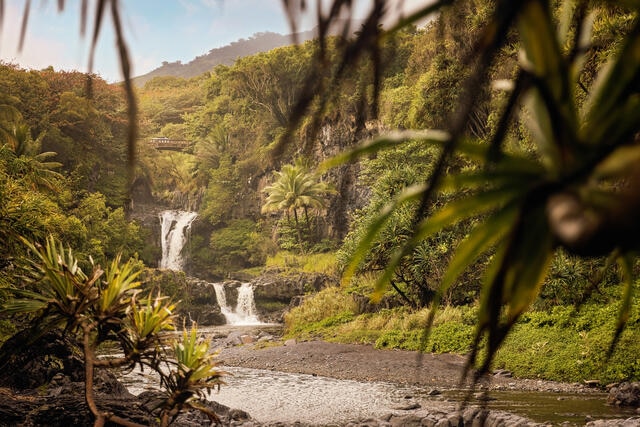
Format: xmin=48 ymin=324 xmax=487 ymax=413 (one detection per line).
xmin=149 ymin=137 xmax=192 ymax=151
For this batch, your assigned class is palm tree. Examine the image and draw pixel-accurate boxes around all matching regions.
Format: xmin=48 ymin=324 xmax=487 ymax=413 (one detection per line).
xmin=262 ymin=161 xmax=334 ymax=249
xmin=0 ymin=116 xmax=63 ymax=193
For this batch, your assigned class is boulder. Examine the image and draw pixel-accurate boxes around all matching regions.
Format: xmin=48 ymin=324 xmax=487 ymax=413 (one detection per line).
xmin=608 ymin=382 xmax=640 ymax=407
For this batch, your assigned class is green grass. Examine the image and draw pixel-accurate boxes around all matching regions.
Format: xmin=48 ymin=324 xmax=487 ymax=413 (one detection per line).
xmin=494 ymin=302 xmax=640 ymax=384
xmin=265 ymin=251 xmax=338 ymax=276
xmin=285 ymin=286 xmax=640 ymax=384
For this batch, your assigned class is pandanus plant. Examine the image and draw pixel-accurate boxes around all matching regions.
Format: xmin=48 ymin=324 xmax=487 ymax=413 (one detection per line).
xmin=1 ymin=236 xmax=224 ymax=426
xmin=326 ymin=0 xmax=640 ymax=381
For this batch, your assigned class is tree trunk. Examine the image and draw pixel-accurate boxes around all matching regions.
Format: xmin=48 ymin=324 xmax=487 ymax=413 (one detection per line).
xmin=293 ymin=209 xmax=303 ymax=249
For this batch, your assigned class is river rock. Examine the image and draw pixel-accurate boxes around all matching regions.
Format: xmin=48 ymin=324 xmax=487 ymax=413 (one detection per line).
xmin=585 ymin=418 xmax=640 ymax=426
xmin=607 ymin=382 xmax=640 ymax=407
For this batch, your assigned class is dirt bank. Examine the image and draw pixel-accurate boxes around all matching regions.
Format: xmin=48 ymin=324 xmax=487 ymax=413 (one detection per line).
xmin=217 ymin=339 xmax=598 ymax=394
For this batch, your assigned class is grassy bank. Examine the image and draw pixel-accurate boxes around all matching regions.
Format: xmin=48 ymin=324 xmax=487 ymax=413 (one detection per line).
xmin=284 ymin=286 xmax=640 ymax=385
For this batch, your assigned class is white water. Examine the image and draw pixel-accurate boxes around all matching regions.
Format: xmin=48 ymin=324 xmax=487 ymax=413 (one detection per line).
xmin=213 ymin=283 xmax=262 ymax=325
xmin=159 ymin=210 xmax=197 ymax=270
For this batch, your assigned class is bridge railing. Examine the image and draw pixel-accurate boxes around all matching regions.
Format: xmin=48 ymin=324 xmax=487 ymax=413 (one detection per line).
xmin=149 ymin=137 xmax=192 ymax=150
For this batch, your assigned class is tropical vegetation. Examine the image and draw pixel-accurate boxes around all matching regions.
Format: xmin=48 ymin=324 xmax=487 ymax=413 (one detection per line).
xmin=1 ymin=236 xmax=223 ymax=426
xmin=1 ymin=1 xmax=640 ymax=424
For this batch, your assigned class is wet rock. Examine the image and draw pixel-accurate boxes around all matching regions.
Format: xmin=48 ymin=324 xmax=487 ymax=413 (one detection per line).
xmin=226 ymin=331 xmax=245 ymax=346
xmin=584 ymin=379 xmax=601 ymax=388
xmin=252 ymin=272 xmax=338 ymax=321
xmin=392 ymin=402 xmax=421 ymax=410
xmin=585 ymin=418 xmax=640 ymax=426
xmin=0 ymin=329 xmax=84 ymax=390
xmin=607 ymin=382 xmax=640 ymax=407
xmin=473 ymin=391 xmax=497 ymax=401
xmin=389 ymin=414 xmax=423 ymax=426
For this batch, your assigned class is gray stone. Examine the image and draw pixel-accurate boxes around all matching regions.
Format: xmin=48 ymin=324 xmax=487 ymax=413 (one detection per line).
xmin=608 ymin=382 xmax=640 ymax=407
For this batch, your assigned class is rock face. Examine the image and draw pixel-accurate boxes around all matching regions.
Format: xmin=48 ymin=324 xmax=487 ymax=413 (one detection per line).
xmin=251 ymin=271 xmax=339 ymax=323
xmin=185 ymin=277 xmax=227 ymax=325
xmin=313 ymin=120 xmax=377 ymax=240
xmin=179 ymin=272 xmax=337 ymax=326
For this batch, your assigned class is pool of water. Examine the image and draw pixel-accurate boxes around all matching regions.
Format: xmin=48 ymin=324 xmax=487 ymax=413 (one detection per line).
xmin=438 ymin=389 xmax=636 ymax=426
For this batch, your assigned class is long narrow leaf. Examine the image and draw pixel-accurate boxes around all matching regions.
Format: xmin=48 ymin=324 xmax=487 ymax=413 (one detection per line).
xmin=420 ymin=201 xmax=519 ymax=350
xmin=504 ymin=213 xmax=554 ymax=321
xmin=440 ymin=201 xmax=519 ymax=294
xmin=608 ymin=253 xmax=635 ymax=357
xmin=343 ymin=183 xmax=427 ymax=284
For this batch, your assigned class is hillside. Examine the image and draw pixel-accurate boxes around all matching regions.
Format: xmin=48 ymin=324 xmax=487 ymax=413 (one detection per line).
xmin=132 ymin=30 xmax=316 ymax=87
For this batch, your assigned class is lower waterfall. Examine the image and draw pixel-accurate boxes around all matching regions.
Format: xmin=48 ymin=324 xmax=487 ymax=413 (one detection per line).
xmin=213 ymin=282 xmax=262 ymax=326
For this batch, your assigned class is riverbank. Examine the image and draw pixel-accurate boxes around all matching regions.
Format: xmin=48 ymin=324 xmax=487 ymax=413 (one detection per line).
xmin=217 ymin=338 xmax=599 ymax=394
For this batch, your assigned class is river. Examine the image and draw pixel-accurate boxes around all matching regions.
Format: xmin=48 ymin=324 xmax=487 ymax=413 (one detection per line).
xmin=117 ymin=325 xmax=636 ymax=426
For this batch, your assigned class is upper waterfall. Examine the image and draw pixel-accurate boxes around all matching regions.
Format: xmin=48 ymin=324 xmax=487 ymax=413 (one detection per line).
xmin=159 ymin=210 xmax=197 ymax=271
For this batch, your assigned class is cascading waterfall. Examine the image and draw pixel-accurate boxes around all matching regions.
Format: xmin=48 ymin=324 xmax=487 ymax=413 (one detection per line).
xmin=213 ymin=282 xmax=262 ymax=325
xmin=159 ymin=210 xmax=197 ymax=271
xmin=158 ymin=210 xmax=262 ymax=325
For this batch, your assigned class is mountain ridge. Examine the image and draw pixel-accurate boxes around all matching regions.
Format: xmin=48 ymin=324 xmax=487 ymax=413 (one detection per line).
xmin=131 ymin=29 xmax=317 ymax=87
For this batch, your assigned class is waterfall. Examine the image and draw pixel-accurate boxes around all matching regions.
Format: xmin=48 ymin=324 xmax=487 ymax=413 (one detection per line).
xmin=159 ymin=210 xmax=197 ymax=271
xmin=213 ymin=282 xmax=262 ymax=325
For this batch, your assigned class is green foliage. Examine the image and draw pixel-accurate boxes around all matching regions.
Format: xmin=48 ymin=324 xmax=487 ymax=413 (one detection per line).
xmin=374 ymin=330 xmax=422 ymax=350
xmin=208 ymin=219 xmax=272 ymax=273
xmin=1 ymin=236 xmax=224 ymax=424
xmin=138 ymin=75 xmax=206 ymax=136
xmin=337 ymin=140 xmax=480 ymax=307
xmin=284 ymin=287 xmax=356 ymax=337
xmin=72 ymin=192 xmax=144 ymax=265
xmin=330 ymin=1 xmax=640 ymax=380
xmin=494 ymin=300 xmax=640 ymax=384
xmin=0 ymin=67 xmax=144 ymax=299
xmin=265 ymin=251 xmax=338 ymax=276
xmin=536 ymin=250 xmax=619 ymax=309
xmin=285 ymin=283 xmax=640 ymax=383
xmin=200 ymin=154 xmax=240 ymax=226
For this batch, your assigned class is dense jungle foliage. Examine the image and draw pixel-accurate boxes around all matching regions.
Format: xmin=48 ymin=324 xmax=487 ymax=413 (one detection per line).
xmin=2 ymin=0 xmax=640 ymax=388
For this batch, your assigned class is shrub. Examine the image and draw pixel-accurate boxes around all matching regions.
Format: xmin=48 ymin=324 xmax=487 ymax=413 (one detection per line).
xmin=1 ymin=236 xmax=225 ymax=425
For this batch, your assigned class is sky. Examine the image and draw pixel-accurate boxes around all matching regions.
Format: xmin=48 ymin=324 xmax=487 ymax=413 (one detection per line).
xmin=0 ymin=1 xmax=428 ymax=83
